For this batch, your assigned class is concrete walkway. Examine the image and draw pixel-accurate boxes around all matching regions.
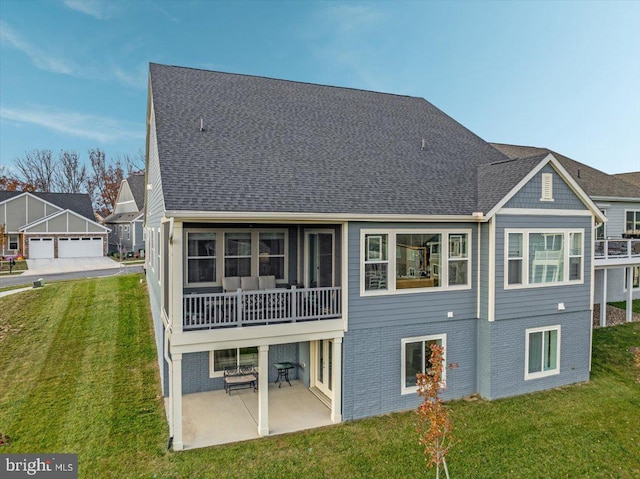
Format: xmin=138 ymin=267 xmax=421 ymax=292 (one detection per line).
xmin=0 ymin=286 xmax=34 ymax=298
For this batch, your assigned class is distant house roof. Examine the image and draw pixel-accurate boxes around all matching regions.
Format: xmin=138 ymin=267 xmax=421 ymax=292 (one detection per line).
xmin=149 ymin=63 xmax=510 ymax=216
xmin=0 ymin=191 xmax=96 ymax=220
xmin=491 ymin=143 xmax=640 ymax=200
xmin=614 ymin=171 xmax=640 ymax=188
xmin=125 ymin=174 xmax=146 ymax=211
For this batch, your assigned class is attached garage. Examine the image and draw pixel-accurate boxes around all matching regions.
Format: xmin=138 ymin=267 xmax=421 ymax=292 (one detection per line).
xmin=29 ymin=237 xmax=55 ymax=259
xmin=58 ymin=237 xmax=104 ymax=258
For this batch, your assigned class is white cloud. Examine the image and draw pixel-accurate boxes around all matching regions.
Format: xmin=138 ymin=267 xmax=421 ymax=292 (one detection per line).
xmin=0 ymin=21 xmax=74 ymax=74
xmin=63 ymin=0 xmax=116 ymax=20
xmin=0 ymin=106 xmax=144 ymax=143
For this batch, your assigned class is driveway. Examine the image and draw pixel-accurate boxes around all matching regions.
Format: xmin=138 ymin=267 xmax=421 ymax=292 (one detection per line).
xmin=23 ymin=257 xmax=123 ymax=276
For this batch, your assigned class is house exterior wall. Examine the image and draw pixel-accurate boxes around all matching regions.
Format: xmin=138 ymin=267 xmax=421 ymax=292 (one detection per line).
xmin=1 ymin=195 xmax=61 ymax=232
xmin=505 ymin=164 xmax=585 ymax=210
xmin=597 ymin=199 xmax=640 ymax=238
xmin=27 ymin=196 xmax=46 ymax=224
xmin=114 ymin=182 xmax=139 ymax=214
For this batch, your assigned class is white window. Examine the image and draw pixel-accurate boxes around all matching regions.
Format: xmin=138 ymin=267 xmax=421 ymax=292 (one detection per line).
xmin=225 ymin=232 xmax=252 ymax=277
xmin=9 ymin=234 xmax=19 ymax=250
xmin=185 ymin=229 xmax=288 ymax=286
xmin=209 ymin=347 xmax=258 ymax=377
xmin=148 ymin=228 xmax=154 ymax=271
xmin=186 ymin=232 xmax=217 ymax=284
xmin=625 ymin=210 xmax=640 ymax=234
xmin=258 ymin=232 xmax=286 ymax=278
xmin=125 ymin=224 xmax=130 ymax=240
xmin=364 ymin=234 xmax=388 ymax=291
xmin=401 ymin=334 xmax=446 ymax=394
xmin=361 ymin=229 xmax=471 ymax=296
xmin=119 ymin=225 xmax=123 ymax=237
xmin=540 ymin=173 xmax=554 ymax=201
xmin=505 ymin=229 xmax=583 ymax=288
xmin=525 ymin=326 xmax=560 ymax=380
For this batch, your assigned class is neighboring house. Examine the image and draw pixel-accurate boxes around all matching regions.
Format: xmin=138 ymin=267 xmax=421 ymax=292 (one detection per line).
xmin=0 ymin=191 xmax=109 ymax=259
xmin=492 ymin=144 xmax=640 ymax=324
xmin=145 ymin=63 xmax=605 ymax=450
xmin=103 ymin=174 xmax=146 ymax=257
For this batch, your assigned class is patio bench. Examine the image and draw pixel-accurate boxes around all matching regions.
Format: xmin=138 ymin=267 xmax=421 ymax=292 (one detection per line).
xmin=223 ymin=366 xmax=258 ymax=394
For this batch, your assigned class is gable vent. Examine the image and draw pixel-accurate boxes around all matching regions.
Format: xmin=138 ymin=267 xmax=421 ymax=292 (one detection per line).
xmin=540 ymin=173 xmax=554 ymax=202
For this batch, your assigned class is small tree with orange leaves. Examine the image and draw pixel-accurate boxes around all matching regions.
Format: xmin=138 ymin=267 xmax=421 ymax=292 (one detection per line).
xmin=416 ymin=343 xmax=457 ymax=479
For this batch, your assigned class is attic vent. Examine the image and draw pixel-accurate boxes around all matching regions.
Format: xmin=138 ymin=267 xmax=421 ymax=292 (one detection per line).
xmin=421 ymin=138 xmax=426 ymax=150
xmin=540 ymin=173 xmax=554 ymax=202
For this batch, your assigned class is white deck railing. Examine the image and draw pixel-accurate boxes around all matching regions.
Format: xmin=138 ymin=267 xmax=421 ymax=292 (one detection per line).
xmin=594 ymin=239 xmax=640 ymax=260
xmin=183 ymin=286 xmax=342 ymax=330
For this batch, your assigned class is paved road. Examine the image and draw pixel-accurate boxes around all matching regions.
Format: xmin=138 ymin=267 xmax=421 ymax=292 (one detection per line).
xmin=0 ymin=265 xmax=144 ymax=288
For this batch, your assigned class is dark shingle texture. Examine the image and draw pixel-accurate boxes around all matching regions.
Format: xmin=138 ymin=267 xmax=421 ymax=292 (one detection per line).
xmin=614 ymin=172 xmax=640 ymax=188
xmin=491 ymin=143 xmax=640 ymax=199
xmin=150 ymin=63 xmax=509 ymax=215
xmin=0 ymin=191 xmax=95 ymax=220
xmin=125 ymin=174 xmax=146 ymax=211
xmin=476 ymin=154 xmax=549 ymax=214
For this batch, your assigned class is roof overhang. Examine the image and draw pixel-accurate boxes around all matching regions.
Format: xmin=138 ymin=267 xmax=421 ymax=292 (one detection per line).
xmin=484 ymin=153 xmax=607 ymax=224
xmin=163 ymin=210 xmax=487 ymax=223
xmin=591 ymin=195 xmax=640 ymax=202
xmin=19 ymin=208 xmax=111 ymax=232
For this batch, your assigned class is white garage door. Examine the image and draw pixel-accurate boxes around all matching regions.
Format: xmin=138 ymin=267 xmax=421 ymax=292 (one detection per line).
xmin=29 ymin=238 xmax=55 ymax=259
xmin=58 ymin=237 xmax=104 ymax=258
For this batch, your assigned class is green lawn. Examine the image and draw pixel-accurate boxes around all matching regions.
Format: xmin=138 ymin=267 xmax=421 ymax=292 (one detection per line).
xmin=1 ymin=274 xmax=639 ymax=478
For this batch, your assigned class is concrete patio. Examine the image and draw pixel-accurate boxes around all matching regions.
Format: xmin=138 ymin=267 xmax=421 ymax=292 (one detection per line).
xmin=180 ymin=380 xmax=334 ymax=449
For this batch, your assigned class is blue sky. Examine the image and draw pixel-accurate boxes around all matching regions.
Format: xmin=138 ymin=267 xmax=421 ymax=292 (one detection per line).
xmin=1 ymin=0 xmax=639 ymax=175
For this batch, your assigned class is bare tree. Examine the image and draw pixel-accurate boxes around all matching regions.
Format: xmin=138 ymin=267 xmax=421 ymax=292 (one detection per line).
xmin=54 ymin=150 xmax=87 ymax=193
xmin=86 ymin=148 xmax=124 ymax=217
xmin=13 ymin=150 xmax=55 ymax=191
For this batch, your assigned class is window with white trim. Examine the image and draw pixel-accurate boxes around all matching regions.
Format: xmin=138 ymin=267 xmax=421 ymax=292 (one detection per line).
xmin=625 ymin=210 xmax=640 ymax=234
xmin=258 ymin=232 xmax=285 ymax=278
xmin=401 ymin=334 xmax=446 ymax=394
xmin=361 ymin=230 xmax=471 ymax=295
xmin=8 ymin=234 xmax=19 ymax=250
xmin=125 ymin=224 xmax=130 ymax=240
xmin=364 ymin=234 xmax=388 ymax=291
xmin=525 ymin=326 xmax=560 ymax=380
xmin=210 ymin=347 xmax=258 ymax=377
xmin=505 ymin=230 xmax=583 ymax=288
xmin=187 ymin=232 xmax=217 ymax=284
xmin=185 ymin=229 xmax=288 ymax=286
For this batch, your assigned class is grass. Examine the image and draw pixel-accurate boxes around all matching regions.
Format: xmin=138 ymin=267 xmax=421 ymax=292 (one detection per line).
xmin=1 ymin=274 xmax=639 ymax=478
xmin=610 ymin=298 xmax=640 ymax=314
xmin=0 ymin=259 xmax=27 ymax=274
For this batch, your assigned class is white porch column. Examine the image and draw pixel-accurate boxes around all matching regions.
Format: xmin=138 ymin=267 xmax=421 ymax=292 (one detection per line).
xmin=600 ymin=268 xmax=607 ymax=327
xmin=258 ymin=345 xmax=269 ymax=436
xmin=171 ymin=352 xmax=183 ymax=451
xmin=626 ymin=266 xmax=634 ymax=323
xmin=170 ymin=221 xmax=183 ymax=333
xmin=331 ymin=337 xmax=342 ymax=423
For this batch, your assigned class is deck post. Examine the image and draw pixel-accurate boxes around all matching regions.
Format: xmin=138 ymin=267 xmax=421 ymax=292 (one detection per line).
xmin=171 ymin=352 xmax=183 ymax=450
xmin=236 ymin=288 xmax=243 ymax=325
xmin=600 ymin=268 xmax=607 ymax=327
xmin=258 ymin=345 xmax=269 ymax=436
xmin=291 ymin=286 xmax=297 ymax=321
xmin=171 ymin=222 xmax=183 ymax=333
xmin=331 ymin=337 xmax=342 ymax=423
xmin=626 ymin=266 xmax=634 ymax=323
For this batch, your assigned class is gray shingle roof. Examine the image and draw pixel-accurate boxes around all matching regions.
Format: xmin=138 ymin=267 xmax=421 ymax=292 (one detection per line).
xmin=0 ymin=191 xmax=95 ymax=220
xmin=613 ymin=172 xmax=640 ymax=189
xmin=476 ymin=154 xmax=550 ymax=214
xmin=491 ymin=143 xmax=640 ymax=199
xmin=149 ymin=63 xmax=509 ymax=216
xmin=125 ymin=174 xmax=145 ymax=211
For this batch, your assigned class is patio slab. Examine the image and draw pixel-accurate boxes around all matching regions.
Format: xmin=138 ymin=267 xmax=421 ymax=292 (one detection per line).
xmin=180 ymin=380 xmax=334 ymax=449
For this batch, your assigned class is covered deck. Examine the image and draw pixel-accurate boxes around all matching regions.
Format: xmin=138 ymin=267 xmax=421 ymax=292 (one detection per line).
xmin=179 ymin=380 xmax=333 ymax=449
xmin=594 ymin=238 xmax=640 ymax=326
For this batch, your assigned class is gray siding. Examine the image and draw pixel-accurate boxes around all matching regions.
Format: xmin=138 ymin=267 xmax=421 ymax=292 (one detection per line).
xmin=505 ymin=164 xmax=585 ymax=210
xmin=494 ymin=215 xmax=592 ymax=321
xmin=182 ymin=343 xmax=300 ymax=394
xmin=596 ymin=199 xmax=640 ymax=239
xmin=342 ymin=319 xmax=477 ymax=421
xmin=347 ymin=222 xmax=479 ymax=331
xmin=114 ymin=182 xmax=138 ymax=214
xmin=476 ymin=312 xmax=591 ymax=400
